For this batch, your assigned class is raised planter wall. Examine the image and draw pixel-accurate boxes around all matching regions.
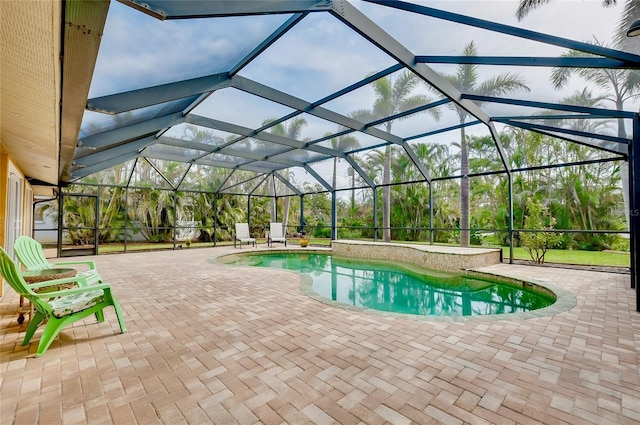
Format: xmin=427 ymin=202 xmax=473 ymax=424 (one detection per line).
xmin=331 ymin=240 xmax=502 ymax=272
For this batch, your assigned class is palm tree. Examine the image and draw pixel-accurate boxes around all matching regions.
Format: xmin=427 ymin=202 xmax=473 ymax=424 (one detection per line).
xmin=264 ymin=117 xmax=308 ymax=231
xmin=328 ymin=131 xmax=360 ymax=190
xmin=517 ymin=0 xmax=640 ymax=55
xmin=516 ymin=0 xmax=616 ymax=20
xmin=440 ymin=41 xmax=530 ymax=246
xmin=550 ymin=38 xmax=640 ymax=139
xmin=81 ymin=162 xmax=132 ymax=243
xmin=355 ymin=70 xmax=441 ymax=242
xmin=549 ymin=38 xmax=640 ymax=232
xmin=389 ymin=147 xmax=431 ymax=240
xmin=413 ymin=143 xmax=459 ymax=243
xmin=542 ymin=90 xmax=625 ymax=249
xmin=616 ymin=1 xmax=640 ymax=53
xmin=184 ymin=123 xmax=225 ymax=147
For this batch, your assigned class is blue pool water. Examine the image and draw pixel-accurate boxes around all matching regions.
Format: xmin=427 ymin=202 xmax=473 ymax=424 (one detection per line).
xmin=227 ymin=253 xmax=555 ymax=317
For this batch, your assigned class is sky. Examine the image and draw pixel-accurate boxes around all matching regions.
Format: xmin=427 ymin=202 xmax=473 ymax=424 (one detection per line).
xmin=84 ymin=0 xmax=637 ymax=192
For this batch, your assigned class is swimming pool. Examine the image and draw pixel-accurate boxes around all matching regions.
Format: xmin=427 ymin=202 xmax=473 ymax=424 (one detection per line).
xmin=223 ymin=252 xmax=556 ymax=317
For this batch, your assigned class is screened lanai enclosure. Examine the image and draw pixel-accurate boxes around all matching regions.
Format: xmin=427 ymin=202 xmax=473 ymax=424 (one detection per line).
xmin=41 ymin=1 xmax=640 ymax=310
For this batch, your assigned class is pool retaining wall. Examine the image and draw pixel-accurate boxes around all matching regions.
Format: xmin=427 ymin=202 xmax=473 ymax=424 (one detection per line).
xmin=331 ymin=240 xmax=502 ymax=272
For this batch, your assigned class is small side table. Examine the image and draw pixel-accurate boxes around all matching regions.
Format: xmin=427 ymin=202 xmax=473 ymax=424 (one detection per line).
xmin=18 ymin=268 xmax=78 ymax=324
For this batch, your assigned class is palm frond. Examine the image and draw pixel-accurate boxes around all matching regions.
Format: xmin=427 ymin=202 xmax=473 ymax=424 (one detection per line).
xmin=476 ymin=73 xmax=531 ymax=96
xmin=517 ymin=0 xmax=615 ymax=21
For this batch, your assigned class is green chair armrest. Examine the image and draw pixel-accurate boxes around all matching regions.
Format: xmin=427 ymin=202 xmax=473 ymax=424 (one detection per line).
xmin=52 ymin=260 xmax=97 ymax=270
xmin=34 ymin=283 xmax=111 ymax=298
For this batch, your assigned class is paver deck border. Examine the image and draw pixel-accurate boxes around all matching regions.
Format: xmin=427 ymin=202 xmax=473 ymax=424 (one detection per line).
xmin=1 ymin=247 xmax=638 ymax=425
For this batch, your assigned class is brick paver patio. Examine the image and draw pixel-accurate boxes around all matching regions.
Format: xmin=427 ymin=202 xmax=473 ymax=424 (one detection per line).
xmin=1 ymin=246 xmax=639 ymax=424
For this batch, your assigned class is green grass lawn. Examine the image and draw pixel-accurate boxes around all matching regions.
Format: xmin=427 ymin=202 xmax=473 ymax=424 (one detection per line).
xmin=502 ymin=246 xmax=630 ymax=267
xmin=95 ymin=239 xmax=630 ymax=268
xmin=97 ymin=241 xmax=236 ymax=253
xmin=397 ymin=240 xmax=630 ymax=267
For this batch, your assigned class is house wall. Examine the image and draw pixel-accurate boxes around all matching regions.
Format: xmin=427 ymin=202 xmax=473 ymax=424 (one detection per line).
xmin=0 ymin=143 xmax=8 ymax=254
xmin=0 ymin=142 xmax=33 ymax=297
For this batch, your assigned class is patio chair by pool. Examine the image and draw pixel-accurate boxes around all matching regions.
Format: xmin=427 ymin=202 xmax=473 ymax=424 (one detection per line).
xmin=234 ymin=223 xmax=256 ymax=248
xmin=268 ymin=222 xmax=287 ymax=247
xmin=0 ymin=247 xmax=127 ymax=357
xmin=14 ymin=236 xmax=102 ymax=284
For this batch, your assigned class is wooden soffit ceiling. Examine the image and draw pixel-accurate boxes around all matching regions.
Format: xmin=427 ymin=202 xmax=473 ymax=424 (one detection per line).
xmin=0 ymin=0 xmax=108 ymax=186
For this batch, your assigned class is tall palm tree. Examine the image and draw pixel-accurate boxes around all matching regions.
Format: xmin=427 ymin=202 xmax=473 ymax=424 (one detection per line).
xmin=517 ymin=0 xmax=640 ymax=55
xmin=328 ymin=131 xmax=360 ymax=190
xmin=440 ymin=41 xmax=530 ymax=246
xmin=544 ymin=90 xmax=624 ymax=248
xmin=550 ymin=38 xmax=640 ymax=139
xmin=550 ymin=38 xmax=640 ymax=231
xmin=516 ymin=0 xmax=616 ymax=21
xmin=264 ymin=117 xmax=308 ymax=230
xmin=616 ymin=1 xmax=640 ymax=53
xmin=355 ymin=70 xmax=441 ymax=242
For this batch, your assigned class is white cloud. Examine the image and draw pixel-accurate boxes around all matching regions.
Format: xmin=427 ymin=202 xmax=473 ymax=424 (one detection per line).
xmin=87 ymin=0 xmax=637 ymax=181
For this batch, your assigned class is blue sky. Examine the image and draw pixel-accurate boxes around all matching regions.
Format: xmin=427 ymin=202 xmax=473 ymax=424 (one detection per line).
xmin=92 ymin=1 xmax=629 ymax=101
xmin=84 ymin=1 xmax=635 ymax=191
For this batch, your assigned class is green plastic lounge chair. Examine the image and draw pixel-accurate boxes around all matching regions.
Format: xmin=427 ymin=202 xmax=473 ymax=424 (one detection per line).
xmin=14 ymin=235 xmax=102 ymax=284
xmin=234 ymin=223 xmax=256 ymax=248
xmin=267 ymin=222 xmax=287 ymax=247
xmin=0 ymin=247 xmax=126 ymax=357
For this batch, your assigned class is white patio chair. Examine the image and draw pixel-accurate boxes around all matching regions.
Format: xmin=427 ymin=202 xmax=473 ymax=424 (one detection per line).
xmin=234 ymin=223 xmax=256 ymax=248
xmin=268 ymin=223 xmax=287 ymax=247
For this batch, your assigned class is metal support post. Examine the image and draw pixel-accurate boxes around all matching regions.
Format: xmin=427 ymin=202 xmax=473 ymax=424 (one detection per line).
xmin=124 ymin=189 xmax=128 ymax=252
xmin=213 ymin=195 xmax=217 ymax=247
xmin=373 ymin=187 xmax=378 ymax=242
xmin=300 ymin=195 xmax=305 ymax=233
xmin=57 ymin=188 xmax=63 ymax=258
xmin=630 ymin=114 xmax=640 ymax=311
xmin=429 ymin=182 xmax=434 ymax=245
xmin=247 ymin=195 xmax=251 ymax=227
xmin=508 ymin=172 xmax=514 ymax=264
xmin=173 ymin=190 xmax=177 ymax=249
xmin=331 ymin=191 xmax=337 ymax=240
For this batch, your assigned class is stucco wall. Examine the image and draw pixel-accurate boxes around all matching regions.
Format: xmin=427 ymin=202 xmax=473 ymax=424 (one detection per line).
xmin=0 ymin=145 xmax=33 ymax=297
xmin=0 ymin=144 xmax=8 ymax=253
xmin=0 ymin=145 xmax=8 ymax=297
xmin=332 ymin=240 xmax=502 ymax=272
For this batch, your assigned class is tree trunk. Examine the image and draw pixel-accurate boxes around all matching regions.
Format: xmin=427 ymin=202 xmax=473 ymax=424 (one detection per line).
xmin=282 ymin=196 xmax=290 ymax=233
xmin=616 ymin=98 xmax=628 ymax=139
xmin=270 ymin=176 xmax=277 ymax=222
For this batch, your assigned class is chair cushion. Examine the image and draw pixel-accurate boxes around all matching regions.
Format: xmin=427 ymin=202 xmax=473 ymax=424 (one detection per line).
xmin=49 ymin=290 xmax=105 ymax=318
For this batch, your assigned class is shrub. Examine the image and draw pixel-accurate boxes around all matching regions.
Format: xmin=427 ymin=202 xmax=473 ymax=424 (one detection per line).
xmin=520 ymin=198 xmax=562 ymax=264
xmin=312 ymin=223 xmax=332 ymax=238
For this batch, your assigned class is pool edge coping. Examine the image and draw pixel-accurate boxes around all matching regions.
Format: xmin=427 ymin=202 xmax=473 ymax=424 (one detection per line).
xmin=210 ymin=249 xmax=578 ymax=323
